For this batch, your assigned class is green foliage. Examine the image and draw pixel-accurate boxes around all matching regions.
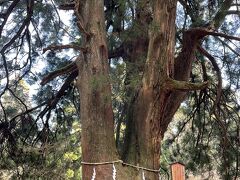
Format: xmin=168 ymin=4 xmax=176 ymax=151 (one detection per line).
xmin=0 ymin=0 xmax=239 ymax=179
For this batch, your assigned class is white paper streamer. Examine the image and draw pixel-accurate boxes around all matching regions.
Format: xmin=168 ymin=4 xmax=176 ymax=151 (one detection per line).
xmin=91 ymin=167 xmax=96 ymax=180
xmin=142 ymin=170 xmax=145 ymax=180
xmin=112 ymin=163 xmax=117 ymax=180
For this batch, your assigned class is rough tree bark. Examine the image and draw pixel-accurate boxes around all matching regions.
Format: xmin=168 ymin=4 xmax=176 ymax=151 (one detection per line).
xmin=73 ymin=0 xmax=233 ymax=179
xmin=124 ymin=1 xmax=178 ymax=179
xmin=75 ymin=1 xmax=120 ymax=179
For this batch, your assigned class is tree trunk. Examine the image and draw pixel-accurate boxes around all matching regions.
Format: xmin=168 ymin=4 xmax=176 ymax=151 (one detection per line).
xmin=123 ymin=1 xmax=179 ymax=179
xmin=76 ymin=0 xmax=119 ymax=179
xmin=76 ymin=0 xmax=203 ymax=179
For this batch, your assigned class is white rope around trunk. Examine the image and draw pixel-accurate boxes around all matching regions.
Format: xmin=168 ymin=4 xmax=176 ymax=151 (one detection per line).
xmin=82 ymin=159 xmax=165 ymax=179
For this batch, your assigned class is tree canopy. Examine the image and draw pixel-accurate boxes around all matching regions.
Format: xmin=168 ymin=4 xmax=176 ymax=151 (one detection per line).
xmin=0 ymin=0 xmax=239 ymax=179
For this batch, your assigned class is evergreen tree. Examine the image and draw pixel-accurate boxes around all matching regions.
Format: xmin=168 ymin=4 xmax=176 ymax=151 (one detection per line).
xmin=0 ymin=0 xmax=239 ymax=179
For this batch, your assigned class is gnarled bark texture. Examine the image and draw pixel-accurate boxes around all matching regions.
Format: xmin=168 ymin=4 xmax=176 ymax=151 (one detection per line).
xmin=123 ymin=1 xmax=179 ymax=179
xmin=76 ymin=1 xmax=118 ymax=179
xmin=74 ymin=0 xmax=230 ymax=179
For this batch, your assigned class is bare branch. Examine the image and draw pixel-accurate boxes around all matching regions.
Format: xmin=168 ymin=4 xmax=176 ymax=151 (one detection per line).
xmin=39 ymin=69 xmax=78 ymax=118
xmin=8 ymin=88 xmax=28 ymax=111
xmin=59 ymin=3 xmax=75 ymax=10
xmin=186 ymin=27 xmax=240 ymax=41
xmin=10 ymin=102 xmax=47 ymax=122
xmin=0 ymin=0 xmax=21 ymax=38
xmin=0 ymin=0 xmax=34 ymax=53
xmin=207 ymin=31 xmax=240 ymax=41
xmin=43 ymin=44 xmax=87 ymax=53
xmin=41 ymin=45 xmax=81 ymax=87
xmin=165 ymin=77 xmax=209 ymax=91
xmin=216 ymin=37 xmax=240 ymax=57
xmin=226 ymin=10 xmax=240 ymax=15
xmin=41 ymin=61 xmax=78 ymax=85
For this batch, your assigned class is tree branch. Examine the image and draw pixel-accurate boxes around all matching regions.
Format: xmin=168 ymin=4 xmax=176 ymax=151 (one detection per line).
xmin=178 ymin=0 xmax=194 ymax=20
xmin=0 ymin=0 xmax=21 ymax=38
xmin=185 ymin=27 xmax=240 ymax=41
xmin=40 ymin=45 xmax=124 ymax=86
xmin=74 ymin=0 xmax=91 ymax=36
xmin=210 ymin=0 xmax=234 ymax=29
xmin=206 ymin=31 xmax=240 ymax=41
xmin=41 ymin=61 xmax=77 ymax=85
xmin=59 ymin=3 xmax=75 ymax=10
xmin=165 ymin=77 xmax=209 ymax=91
xmin=43 ymin=44 xmax=88 ymax=53
xmin=0 ymin=0 xmax=34 ymax=53
xmin=197 ymin=45 xmax=222 ymax=110
xmin=174 ymin=0 xmax=235 ymax=83
xmin=231 ymin=3 xmax=240 ymax=6
xmin=10 ymin=102 xmax=47 ymax=122
xmin=216 ymin=37 xmax=240 ymax=57
xmin=39 ymin=69 xmax=78 ymax=118
xmin=226 ymin=10 xmax=240 ymax=15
